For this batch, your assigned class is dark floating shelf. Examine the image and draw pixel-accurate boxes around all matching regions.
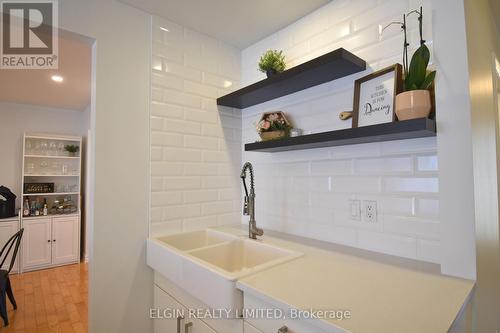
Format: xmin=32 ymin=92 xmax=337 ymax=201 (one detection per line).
xmin=217 ymin=48 xmax=366 ymax=109
xmin=245 ymin=118 xmax=436 ymax=152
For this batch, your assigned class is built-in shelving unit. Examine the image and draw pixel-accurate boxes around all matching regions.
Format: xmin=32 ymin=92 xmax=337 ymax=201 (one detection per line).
xmin=21 ymin=133 xmax=82 ymax=272
xmin=217 ymin=48 xmax=366 ymax=109
xmin=245 ymin=118 xmax=436 ymax=152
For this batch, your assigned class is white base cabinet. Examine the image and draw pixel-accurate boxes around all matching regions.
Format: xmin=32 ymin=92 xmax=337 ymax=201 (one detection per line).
xmin=154 ymin=285 xmax=216 ymax=333
xmin=0 ymin=216 xmax=21 ymax=273
xmin=22 ymin=214 xmax=80 ymax=271
xmin=244 ymin=322 xmax=264 ymax=333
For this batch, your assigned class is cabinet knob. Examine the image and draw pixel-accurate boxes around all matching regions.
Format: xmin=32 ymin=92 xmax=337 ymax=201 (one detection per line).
xmin=47 ymin=240 xmax=51 ymax=243
xmin=53 ymin=239 xmax=56 ymax=242
xmin=278 ymin=326 xmax=288 ymax=333
xmin=184 ymin=322 xmax=193 ymax=333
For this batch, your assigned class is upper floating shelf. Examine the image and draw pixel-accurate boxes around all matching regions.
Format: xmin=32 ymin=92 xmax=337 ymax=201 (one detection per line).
xmin=217 ymin=48 xmax=366 ymax=109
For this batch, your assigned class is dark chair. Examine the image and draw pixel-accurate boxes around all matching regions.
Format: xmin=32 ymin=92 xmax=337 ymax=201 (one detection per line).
xmin=0 ymin=228 xmax=24 ymax=326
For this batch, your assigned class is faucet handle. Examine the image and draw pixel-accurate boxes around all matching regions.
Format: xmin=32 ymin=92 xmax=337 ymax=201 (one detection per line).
xmin=243 ymin=196 xmax=249 ymax=215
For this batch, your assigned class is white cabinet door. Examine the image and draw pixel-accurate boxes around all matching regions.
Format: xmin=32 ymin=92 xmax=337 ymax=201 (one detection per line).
xmin=0 ymin=220 xmax=20 ymax=273
xmin=184 ymin=317 xmax=217 ymax=333
xmin=51 ymin=216 xmax=79 ymax=265
xmin=154 ymin=285 xmax=217 ymax=333
xmin=244 ymin=322 xmax=264 ymax=333
xmin=154 ymin=285 xmax=185 ymax=333
xmin=22 ymin=218 xmax=52 ymax=269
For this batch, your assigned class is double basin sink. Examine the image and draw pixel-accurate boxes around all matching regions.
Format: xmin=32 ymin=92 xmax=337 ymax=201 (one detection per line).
xmin=147 ymin=229 xmax=302 ymax=311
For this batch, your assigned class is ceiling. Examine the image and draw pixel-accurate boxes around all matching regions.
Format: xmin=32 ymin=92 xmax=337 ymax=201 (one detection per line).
xmin=0 ymin=30 xmax=92 ymax=111
xmin=119 ymin=0 xmax=331 ymax=48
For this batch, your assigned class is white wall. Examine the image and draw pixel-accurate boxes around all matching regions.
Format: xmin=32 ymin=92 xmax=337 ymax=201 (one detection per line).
xmin=0 ymin=102 xmax=90 ymax=208
xmin=149 ymin=16 xmax=242 ymax=235
xmin=240 ymin=0 xmax=476 ymax=277
xmin=464 ymin=0 xmax=500 ymax=329
xmin=58 ymin=1 xmax=152 ymax=332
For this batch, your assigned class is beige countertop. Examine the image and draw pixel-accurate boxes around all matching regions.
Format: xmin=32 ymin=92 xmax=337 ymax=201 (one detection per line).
xmin=216 ymin=226 xmax=474 ymax=333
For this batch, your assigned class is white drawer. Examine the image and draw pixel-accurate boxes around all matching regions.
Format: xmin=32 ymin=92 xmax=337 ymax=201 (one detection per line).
xmin=244 ymin=321 xmax=264 ymax=333
xmin=243 ymin=293 xmax=345 ymax=333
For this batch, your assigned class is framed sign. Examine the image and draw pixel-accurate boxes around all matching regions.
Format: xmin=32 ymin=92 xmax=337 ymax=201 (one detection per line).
xmin=352 ymin=64 xmax=403 ymax=128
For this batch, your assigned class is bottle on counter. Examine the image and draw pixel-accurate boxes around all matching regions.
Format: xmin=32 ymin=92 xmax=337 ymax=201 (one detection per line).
xmin=23 ymin=199 xmax=30 ymax=217
xmin=43 ymin=198 xmax=48 ymax=216
xmin=30 ymin=200 xmax=37 ymax=216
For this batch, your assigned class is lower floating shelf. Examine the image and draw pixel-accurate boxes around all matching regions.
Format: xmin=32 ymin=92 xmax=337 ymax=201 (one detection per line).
xmin=245 ymin=118 xmax=436 ymax=152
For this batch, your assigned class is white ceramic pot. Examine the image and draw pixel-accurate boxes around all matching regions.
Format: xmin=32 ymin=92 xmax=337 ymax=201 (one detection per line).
xmin=395 ymin=90 xmax=432 ymax=121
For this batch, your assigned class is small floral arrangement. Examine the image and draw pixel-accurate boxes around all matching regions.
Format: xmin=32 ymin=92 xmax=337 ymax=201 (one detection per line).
xmin=256 ymin=112 xmax=292 ymax=141
xmin=256 ymin=112 xmax=292 ymax=133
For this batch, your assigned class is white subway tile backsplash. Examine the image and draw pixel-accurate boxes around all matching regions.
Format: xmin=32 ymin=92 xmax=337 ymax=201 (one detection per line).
xmin=383 ymin=177 xmax=438 ymax=193
xmin=151 ymin=102 xmax=184 ymax=119
xmin=150 ymin=221 xmax=183 ymax=237
xmin=151 ymin=162 xmax=183 ymax=176
xmin=153 ymin=43 xmax=183 ymax=63
xmin=150 ymin=0 xmax=441 ymax=263
xmin=184 ymin=108 xmax=218 ymax=123
xmin=417 ymin=239 xmax=441 ymax=264
xmin=331 ymin=176 xmax=381 ymax=193
xmin=383 ymin=216 xmax=440 ymax=240
xmin=163 ymin=148 xmax=202 ymax=162
xmin=416 ymin=198 xmax=439 ymax=220
xmin=357 ymin=230 xmax=417 ymax=259
xmin=183 ymin=190 xmax=218 ymax=204
xmin=164 ymin=177 xmax=201 ymax=190
xmin=164 ymin=61 xmax=202 ymax=82
xmin=184 ymin=135 xmax=219 ymax=150
xmin=163 ymin=204 xmax=201 ymax=221
xmin=352 ymin=0 xmax=409 ymax=32
xmin=183 ymin=163 xmax=218 ymax=176
xmin=377 ymin=196 xmax=414 ymax=216
xmin=151 ymin=192 xmax=183 ymax=207
xmin=164 ymin=119 xmax=201 ymax=135
xmin=151 ymin=132 xmax=183 ymax=147
xmin=354 ymin=157 xmax=413 ymax=175
xmin=239 ymin=0 xmax=439 ymax=264
xmin=152 ymin=72 xmax=183 ymax=90
xmin=311 ymin=160 xmax=352 ymax=175
xmin=417 ymin=155 xmax=438 ymax=172
xmin=183 ymin=216 xmax=217 ymax=231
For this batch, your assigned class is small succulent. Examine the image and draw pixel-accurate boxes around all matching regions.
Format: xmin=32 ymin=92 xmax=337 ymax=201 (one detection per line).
xmin=404 ymin=44 xmax=436 ymax=91
xmin=64 ymin=145 xmax=79 ymax=153
xmin=258 ymin=50 xmax=286 ymax=74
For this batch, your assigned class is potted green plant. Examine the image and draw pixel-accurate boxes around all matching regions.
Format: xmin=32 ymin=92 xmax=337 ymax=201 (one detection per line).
xmin=64 ymin=144 xmax=79 ymax=157
xmin=395 ymin=44 xmax=436 ymax=120
xmin=258 ymin=50 xmax=286 ymax=78
xmin=256 ymin=111 xmax=292 ymax=141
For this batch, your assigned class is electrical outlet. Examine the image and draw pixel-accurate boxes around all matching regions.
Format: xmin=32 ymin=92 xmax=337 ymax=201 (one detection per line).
xmin=364 ymin=200 xmax=377 ymax=223
xmin=349 ymin=200 xmax=361 ymax=221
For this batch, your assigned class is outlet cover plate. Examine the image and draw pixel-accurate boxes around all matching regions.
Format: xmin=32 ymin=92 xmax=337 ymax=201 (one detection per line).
xmin=363 ymin=200 xmax=377 ymax=223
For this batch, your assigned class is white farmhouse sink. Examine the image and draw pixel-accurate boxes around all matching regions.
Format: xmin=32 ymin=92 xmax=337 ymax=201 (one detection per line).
xmin=147 ymin=229 xmax=302 ymax=311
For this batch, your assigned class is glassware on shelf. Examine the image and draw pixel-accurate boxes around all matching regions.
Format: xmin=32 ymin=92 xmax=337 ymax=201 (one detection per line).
xmin=25 ymin=140 xmax=32 ymax=155
xmin=69 ymin=184 xmax=79 ymax=192
xmin=49 ymin=141 xmax=57 ymax=156
xmin=40 ymin=141 xmax=48 ymax=155
xmin=39 ymin=161 xmax=49 ymax=174
xmin=34 ymin=141 xmax=41 ymax=155
xmin=57 ymin=142 xmax=65 ymax=156
xmin=26 ymin=162 xmax=35 ymax=174
xmin=51 ymin=161 xmax=61 ymax=174
xmin=62 ymin=163 xmax=69 ymax=175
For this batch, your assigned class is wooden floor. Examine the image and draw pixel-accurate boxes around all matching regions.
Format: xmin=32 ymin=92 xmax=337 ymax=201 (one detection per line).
xmin=0 ymin=263 xmax=88 ymax=333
